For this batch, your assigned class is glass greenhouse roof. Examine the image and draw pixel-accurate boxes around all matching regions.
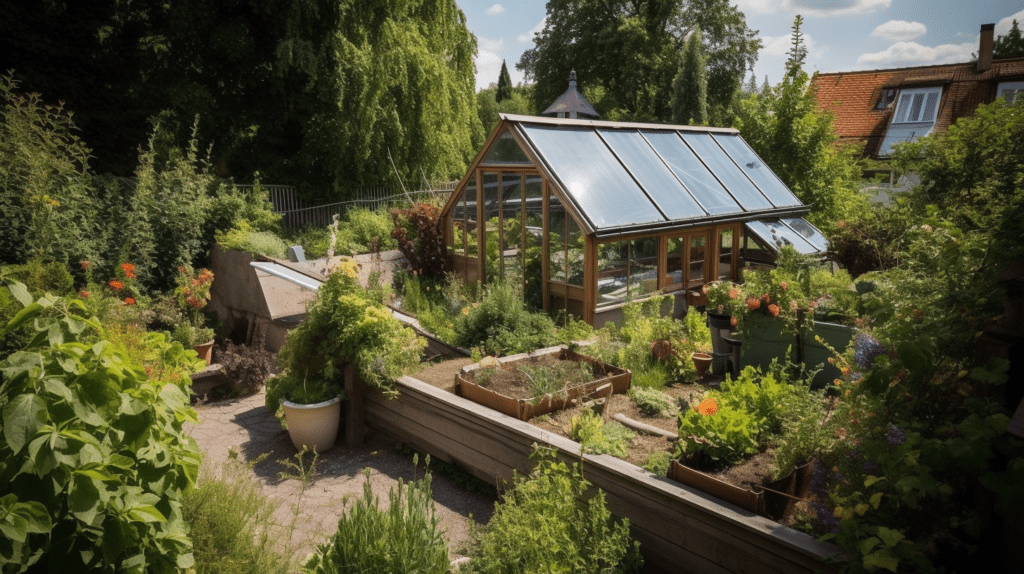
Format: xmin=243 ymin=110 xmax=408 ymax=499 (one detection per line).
xmin=514 ymin=118 xmax=806 ymax=232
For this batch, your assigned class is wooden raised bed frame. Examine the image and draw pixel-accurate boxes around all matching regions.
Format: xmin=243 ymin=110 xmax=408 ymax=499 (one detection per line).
xmin=456 ymin=347 xmax=631 ymax=420
xmin=363 ymin=372 xmax=841 ymax=574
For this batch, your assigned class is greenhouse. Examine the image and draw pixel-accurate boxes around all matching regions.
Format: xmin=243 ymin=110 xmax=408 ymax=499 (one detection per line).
xmin=441 ymin=113 xmax=827 ymax=327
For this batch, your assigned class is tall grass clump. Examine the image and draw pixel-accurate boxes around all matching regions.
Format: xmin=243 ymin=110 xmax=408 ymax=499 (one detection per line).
xmin=466 ymin=448 xmax=642 ymax=574
xmin=303 ymin=461 xmax=449 ymax=574
xmin=183 ymin=457 xmax=292 ymax=574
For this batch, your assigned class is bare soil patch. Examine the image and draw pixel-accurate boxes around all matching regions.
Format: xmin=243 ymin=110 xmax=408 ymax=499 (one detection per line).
xmin=464 ymin=354 xmax=606 ymax=400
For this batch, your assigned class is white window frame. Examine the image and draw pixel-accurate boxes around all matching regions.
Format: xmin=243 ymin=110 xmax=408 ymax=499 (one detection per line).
xmin=997 ymin=81 xmax=1024 ymax=105
xmin=891 ymin=86 xmax=942 ymax=124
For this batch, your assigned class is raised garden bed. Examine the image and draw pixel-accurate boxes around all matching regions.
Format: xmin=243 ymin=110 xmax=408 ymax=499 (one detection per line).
xmin=456 ymin=347 xmax=631 ymax=421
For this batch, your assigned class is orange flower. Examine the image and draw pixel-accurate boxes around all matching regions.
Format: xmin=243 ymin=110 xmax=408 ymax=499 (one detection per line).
xmin=768 ymin=304 xmax=780 ymax=317
xmin=728 ymin=288 xmax=738 ymax=299
xmin=109 ymin=280 xmax=123 ymax=291
xmin=697 ymin=398 xmax=718 ymax=416
xmin=779 ymin=281 xmax=788 ymax=290
xmin=746 ymin=297 xmax=761 ymax=311
xmin=80 ymin=291 xmax=90 ymax=298
xmin=120 ymin=263 xmax=135 ymax=272
xmin=462 ymin=307 xmax=469 ymax=315
xmin=124 ymin=297 xmax=136 ymax=305
xmin=80 ymin=261 xmax=90 ymax=269
xmin=701 ymin=284 xmax=708 ymax=295
xmin=125 ymin=271 xmax=137 ymax=279
xmin=730 ymin=316 xmax=738 ymax=327
xmin=761 ymin=293 xmax=770 ymax=303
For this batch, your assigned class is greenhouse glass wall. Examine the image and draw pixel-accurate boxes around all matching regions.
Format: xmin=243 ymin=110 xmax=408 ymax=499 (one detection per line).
xmin=441 ymin=114 xmax=827 ymax=327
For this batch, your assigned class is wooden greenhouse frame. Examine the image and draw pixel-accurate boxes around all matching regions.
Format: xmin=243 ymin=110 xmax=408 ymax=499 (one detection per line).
xmin=441 ymin=114 xmax=827 ymax=327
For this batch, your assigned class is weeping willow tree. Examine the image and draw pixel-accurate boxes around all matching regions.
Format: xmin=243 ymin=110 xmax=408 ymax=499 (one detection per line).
xmin=300 ymin=0 xmax=482 ymax=194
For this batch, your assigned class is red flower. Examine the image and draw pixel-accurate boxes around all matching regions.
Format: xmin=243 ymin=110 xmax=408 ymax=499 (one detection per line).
xmin=109 ymin=280 xmax=123 ymax=291
xmin=761 ymin=293 xmax=770 ymax=303
xmin=768 ymin=304 xmax=780 ymax=317
xmin=80 ymin=291 xmax=90 ymax=298
xmin=730 ymin=316 xmax=738 ymax=327
xmin=746 ymin=297 xmax=761 ymax=311
xmin=697 ymin=399 xmax=718 ymax=416
xmin=125 ymin=271 xmax=137 ymax=280
xmin=80 ymin=261 xmax=90 ymax=269
xmin=120 ymin=263 xmax=135 ymax=272
xmin=728 ymin=288 xmax=738 ymax=299
xmin=124 ymin=297 xmax=136 ymax=305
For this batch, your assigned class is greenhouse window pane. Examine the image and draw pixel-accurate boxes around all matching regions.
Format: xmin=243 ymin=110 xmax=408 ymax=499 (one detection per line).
xmin=679 ymin=133 xmax=772 ymax=211
xmin=482 ymin=130 xmax=532 ymax=165
xmin=713 ymin=134 xmax=801 ymax=207
xmin=744 ymin=220 xmax=819 ymax=254
xmin=521 ymin=126 xmax=664 ymax=228
xmin=642 ymin=132 xmax=739 ymax=215
xmin=597 ymin=241 xmax=629 ymax=307
xmin=781 ymin=218 xmax=828 ymax=252
xmin=598 ymin=130 xmax=706 ymax=219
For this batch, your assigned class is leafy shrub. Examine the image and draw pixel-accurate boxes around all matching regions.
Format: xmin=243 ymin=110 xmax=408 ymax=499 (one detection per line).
xmin=641 ymin=451 xmax=672 ymax=476
xmin=183 ymin=458 xmax=291 ymax=574
xmin=269 ymin=260 xmax=425 ymax=411
xmin=0 ymin=282 xmax=202 ymax=572
xmin=466 ymin=448 xmax=642 ymax=574
xmin=216 ymin=221 xmax=289 ymax=258
xmin=676 ymin=398 xmax=760 ymax=470
xmin=453 ymin=280 xmax=559 ymax=356
xmin=304 ymin=464 xmax=448 ymax=574
xmin=336 ymin=207 xmax=397 ymax=254
xmin=628 ymin=387 xmax=673 ymax=417
xmin=569 ymin=411 xmax=636 ymax=457
xmin=217 ymin=338 xmax=275 ymax=395
xmin=390 ymin=202 xmax=446 ymax=280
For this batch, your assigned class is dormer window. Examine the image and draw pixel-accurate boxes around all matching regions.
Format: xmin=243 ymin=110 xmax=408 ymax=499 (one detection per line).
xmin=878 ymin=86 xmax=942 ymax=156
xmin=875 ymin=88 xmax=898 ymax=109
xmin=997 ymin=81 xmax=1024 ymax=105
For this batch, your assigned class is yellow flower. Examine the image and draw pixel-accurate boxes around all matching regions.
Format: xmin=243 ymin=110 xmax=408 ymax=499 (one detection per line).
xmin=462 ymin=307 xmax=469 ymax=315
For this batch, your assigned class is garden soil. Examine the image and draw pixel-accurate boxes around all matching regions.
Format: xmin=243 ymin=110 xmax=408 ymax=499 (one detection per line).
xmin=186 ymin=382 xmax=493 ymax=565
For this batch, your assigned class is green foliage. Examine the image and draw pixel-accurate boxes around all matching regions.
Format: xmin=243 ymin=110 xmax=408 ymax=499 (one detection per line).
xmin=570 ymin=411 xmax=636 ymax=457
xmin=734 ymin=19 xmax=866 ymax=233
xmin=519 ymin=0 xmax=761 ymax=122
xmin=994 ymin=19 xmax=1024 ymax=59
xmin=391 ymin=202 xmax=447 ymax=281
xmin=0 ymin=74 xmax=99 ymax=267
xmin=453 ymin=280 xmax=560 ymax=356
xmin=0 ymin=281 xmax=202 ymax=572
xmin=477 ymin=84 xmax=534 ymax=133
xmin=825 ymin=201 xmax=910 ymax=277
xmin=466 ymin=448 xmax=643 ymax=574
xmin=891 ymin=96 xmax=1024 ymax=265
xmin=283 ymin=225 xmax=332 ymax=260
xmin=271 ymin=261 xmax=425 ymax=412
xmin=496 ymin=61 xmax=513 ymax=103
xmin=641 ymin=451 xmax=673 ymax=476
xmin=183 ymin=458 xmax=291 ymax=574
xmin=628 ymin=387 xmax=673 ymax=417
xmin=304 ymin=464 xmax=449 ymax=574
xmin=336 ymin=207 xmax=397 ymax=254
xmin=671 ymin=27 xmax=708 ymax=125
xmin=216 ymin=222 xmax=290 ymax=259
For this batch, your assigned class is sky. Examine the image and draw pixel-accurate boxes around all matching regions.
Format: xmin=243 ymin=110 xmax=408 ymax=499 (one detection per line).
xmin=458 ymin=0 xmax=1024 ymax=92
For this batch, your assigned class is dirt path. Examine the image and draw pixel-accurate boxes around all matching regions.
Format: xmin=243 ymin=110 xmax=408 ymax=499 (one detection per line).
xmin=186 ymin=388 xmax=494 ymax=564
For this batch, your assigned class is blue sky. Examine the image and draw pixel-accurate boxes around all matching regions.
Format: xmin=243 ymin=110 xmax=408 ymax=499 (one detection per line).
xmin=459 ymin=0 xmax=1024 ymax=92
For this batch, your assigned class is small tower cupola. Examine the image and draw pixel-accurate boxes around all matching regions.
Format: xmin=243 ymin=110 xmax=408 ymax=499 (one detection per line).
xmin=541 ymin=69 xmax=599 ymax=119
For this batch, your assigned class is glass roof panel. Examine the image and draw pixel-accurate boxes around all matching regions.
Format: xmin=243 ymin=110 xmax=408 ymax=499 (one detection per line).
xmin=781 ymin=217 xmax=828 ymax=252
xmin=598 ymin=130 xmax=707 ymax=220
xmin=520 ymin=125 xmax=664 ymax=228
xmin=642 ymin=131 xmax=739 ymax=215
xmin=482 ymin=129 xmax=533 ymax=165
xmin=678 ymin=132 xmax=772 ymax=211
xmin=712 ymin=134 xmax=801 ymax=207
xmin=744 ymin=220 xmax=820 ymax=254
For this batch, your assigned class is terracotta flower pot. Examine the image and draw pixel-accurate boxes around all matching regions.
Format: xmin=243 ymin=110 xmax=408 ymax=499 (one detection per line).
xmin=193 ymin=339 xmax=215 ymax=366
xmin=691 ymin=352 xmax=712 ymax=377
xmin=282 ymin=396 xmax=342 ymax=453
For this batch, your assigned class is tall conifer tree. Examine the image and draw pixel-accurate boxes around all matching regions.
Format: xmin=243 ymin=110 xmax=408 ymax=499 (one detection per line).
xmin=496 ymin=60 xmax=513 ymax=103
xmin=671 ymin=28 xmax=708 ymax=125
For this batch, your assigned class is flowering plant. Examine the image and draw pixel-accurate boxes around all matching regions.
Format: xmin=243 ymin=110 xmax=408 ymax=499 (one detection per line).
xmin=702 ymin=281 xmax=740 ymax=316
xmin=171 ymin=265 xmax=215 ymax=346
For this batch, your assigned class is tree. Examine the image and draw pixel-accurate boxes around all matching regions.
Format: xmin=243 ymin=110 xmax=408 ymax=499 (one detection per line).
xmin=496 ymin=60 xmax=513 ymax=103
xmin=518 ymin=0 xmax=760 ymax=123
xmin=784 ymin=15 xmax=807 ymax=79
xmin=478 ymin=85 xmax=534 ymax=133
xmin=734 ymin=15 xmax=865 ymax=232
xmin=671 ymin=28 xmax=708 ymax=125
xmin=994 ymin=19 xmax=1024 ymax=59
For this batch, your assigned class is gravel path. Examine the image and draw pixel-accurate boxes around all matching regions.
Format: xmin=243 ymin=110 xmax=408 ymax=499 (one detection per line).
xmin=186 ymin=388 xmax=494 ymax=564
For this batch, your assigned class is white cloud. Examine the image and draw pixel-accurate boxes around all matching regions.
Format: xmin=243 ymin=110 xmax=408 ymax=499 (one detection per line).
xmin=733 ymin=0 xmax=889 ymax=16
xmin=517 ymin=16 xmax=547 ymax=43
xmin=479 ymin=37 xmax=504 ymax=52
xmin=474 ymin=37 xmax=526 ymax=91
xmin=871 ymin=20 xmax=926 ymax=42
xmin=760 ymin=33 xmax=817 ymax=57
xmin=996 ymin=9 xmax=1024 ymax=37
xmin=857 ymin=41 xmax=974 ymax=66
xmin=486 ymin=4 xmax=505 ymax=16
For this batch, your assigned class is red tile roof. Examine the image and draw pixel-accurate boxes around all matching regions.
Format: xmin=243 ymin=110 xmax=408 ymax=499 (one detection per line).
xmin=813 ymin=58 xmax=1024 ymax=158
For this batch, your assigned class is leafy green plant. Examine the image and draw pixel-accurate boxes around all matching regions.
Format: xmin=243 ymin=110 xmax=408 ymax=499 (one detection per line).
xmin=216 ymin=221 xmax=289 ymax=259
xmin=569 ymin=411 xmax=636 ymax=457
xmin=304 ymin=460 xmax=449 ymax=574
xmin=628 ymin=386 xmax=673 ymax=417
xmin=676 ymin=397 xmax=760 ymax=470
xmin=641 ymin=451 xmax=672 ymax=476
xmin=0 ymin=281 xmax=202 ymax=572
xmin=465 ymin=448 xmax=642 ymax=574
xmin=183 ymin=457 xmax=291 ymax=574
xmin=453 ymin=279 xmax=560 ymax=356
xmin=336 ymin=207 xmax=397 ymax=254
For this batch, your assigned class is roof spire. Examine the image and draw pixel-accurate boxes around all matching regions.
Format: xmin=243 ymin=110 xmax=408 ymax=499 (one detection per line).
xmin=542 ymin=68 xmax=599 ymax=119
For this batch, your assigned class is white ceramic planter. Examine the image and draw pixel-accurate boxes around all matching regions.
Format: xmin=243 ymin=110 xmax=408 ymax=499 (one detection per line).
xmin=281 ymin=396 xmax=342 ymax=453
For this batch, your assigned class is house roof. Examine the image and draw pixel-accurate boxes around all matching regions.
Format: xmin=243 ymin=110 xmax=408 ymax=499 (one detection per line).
xmin=541 ymin=70 xmax=600 ymax=118
xmin=497 ymin=114 xmax=809 ymax=237
xmin=813 ymin=57 xmax=1024 ymax=158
